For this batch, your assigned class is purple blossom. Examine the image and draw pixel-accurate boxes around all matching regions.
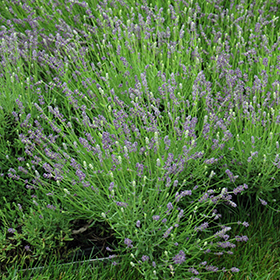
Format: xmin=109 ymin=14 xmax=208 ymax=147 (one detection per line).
xmin=173 ymin=180 xmax=178 ymax=187
xmin=8 ymin=228 xmax=16 ymax=234
xmin=259 ymin=198 xmax=267 ymax=206
xmin=46 ymin=204 xmax=56 ymax=210
xmin=109 ymin=182 xmax=114 ymax=191
xmin=205 ymin=265 xmax=219 ymax=272
xmin=152 ymin=215 xmax=160 ymax=221
xmin=167 ymin=202 xmax=173 ymax=210
xmin=188 ymin=267 xmax=199 ymax=275
xmin=141 ymin=255 xmax=149 ymax=262
xmin=76 ymin=169 xmax=86 ymax=181
xmin=164 ymin=135 xmax=171 ymax=150
xmin=124 ymin=238 xmax=133 ymax=248
xmin=109 ymin=254 xmax=116 ymax=259
xmin=215 ymin=227 xmax=231 ymax=238
xmin=233 ymin=184 xmax=246 ymax=195
xmin=242 ymin=221 xmax=249 ymax=227
xmin=195 ymin=222 xmax=209 ymax=232
xmin=173 ymin=250 xmax=186 ymax=265
xmin=24 ymin=245 xmax=31 ymax=251
xmin=225 ymin=169 xmax=238 ymax=183
xmin=115 ymin=201 xmax=128 ymax=208
xmin=175 ymin=190 xmax=192 ymax=202
xmin=235 ymin=235 xmax=249 ymax=242
xmin=136 ymin=220 xmax=141 ymax=228
xmin=178 ymin=209 xmax=184 ymax=218
xmin=231 ymin=267 xmax=240 ymax=273
xmin=163 ymin=226 xmax=173 ymax=238
xmin=217 ymin=241 xmax=236 ymax=248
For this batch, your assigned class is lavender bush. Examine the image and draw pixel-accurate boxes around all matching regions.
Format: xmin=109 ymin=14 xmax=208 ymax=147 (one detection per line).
xmin=1 ymin=0 xmax=280 ymax=278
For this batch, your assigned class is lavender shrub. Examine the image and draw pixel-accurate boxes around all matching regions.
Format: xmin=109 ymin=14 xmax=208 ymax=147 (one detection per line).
xmin=1 ymin=0 xmax=280 ymax=278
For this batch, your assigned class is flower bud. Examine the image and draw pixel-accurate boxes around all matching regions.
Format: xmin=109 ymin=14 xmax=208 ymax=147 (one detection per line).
xmin=154 ymin=131 xmax=159 ymax=143
xmin=124 ymin=146 xmax=128 ymax=154
xmin=143 ymin=176 xmax=147 ymax=184
xmin=156 ymin=158 xmax=161 ymax=167
xmin=145 ymin=137 xmax=149 ymax=145
xmin=64 ymin=188 xmax=70 ymax=195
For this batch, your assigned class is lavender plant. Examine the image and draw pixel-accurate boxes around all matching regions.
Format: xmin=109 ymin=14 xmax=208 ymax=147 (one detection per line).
xmin=0 ymin=0 xmax=280 ymax=278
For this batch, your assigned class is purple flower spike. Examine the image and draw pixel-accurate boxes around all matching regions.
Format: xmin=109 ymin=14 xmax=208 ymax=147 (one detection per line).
xmin=259 ymin=198 xmax=267 ymax=206
xmin=124 ymin=238 xmax=133 ymax=248
xmin=24 ymin=245 xmax=30 ymax=251
xmin=230 ymin=267 xmax=240 ymax=273
xmin=8 ymin=228 xmax=16 ymax=234
xmin=242 ymin=221 xmax=249 ymax=227
xmin=152 ymin=215 xmax=160 ymax=221
xmin=141 ymin=255 xmax=149 ymax=262
xmin=167 ymin=202 xmax=173 ymax=210
xmin=163 ymin=226 xmax=173 ymax=238
xmin=173 ymin=250 xmax=186 ymax=264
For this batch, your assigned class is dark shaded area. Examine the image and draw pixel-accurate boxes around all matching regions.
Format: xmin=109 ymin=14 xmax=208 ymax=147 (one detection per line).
xmin=1 ymin=218 xmax=119 ymax=273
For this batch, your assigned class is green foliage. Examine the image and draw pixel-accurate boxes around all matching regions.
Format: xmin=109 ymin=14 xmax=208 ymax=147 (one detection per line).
xmin=0 ymin=197 xmax=75 ymax=271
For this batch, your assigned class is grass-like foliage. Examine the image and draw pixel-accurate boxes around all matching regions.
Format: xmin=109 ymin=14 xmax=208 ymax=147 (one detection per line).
xmin=0 ymin=0 xmax=280 ymax=279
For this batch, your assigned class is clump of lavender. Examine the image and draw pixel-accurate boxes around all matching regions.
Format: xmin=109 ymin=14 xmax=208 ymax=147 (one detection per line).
xmin=1 ymin=0 xmax=280 ymax=277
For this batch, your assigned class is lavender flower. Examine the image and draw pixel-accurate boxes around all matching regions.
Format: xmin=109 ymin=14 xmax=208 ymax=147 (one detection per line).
xmin=46 ymin=204 xmax=56 ymax=210
xmin=124 ymin=238 xmax=133 ymax=248
xmin=242 ymin=222 xmax=249 ymax=227
xmin=24 ymin=245 xmax=31 ymax=251
xmin=205 ymin=265 xmax=219 ymax=272
xmin=188 ymin=267 xmax=199 ymax=275
xmin=115 ymin=201 xmax=128 ymax=208
xmin=167 ymin=202 xmax=173 ymax=210
xmin=163 ymin=226 xmax=173 ymax=238
xmin=173 ymin=250 xmax=186 ymax=265
xmin=259 ymin=198 xmax=267 ymax=206
xmin=195 ymin=222 xmax=209 ymax=232
xmin=141 ymin=255 xmax=149 ymax=262
xmin=235 ymin=235 xmax=249 ymax=242
xmin=8 ymin=228 xmax=16 ymax=234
